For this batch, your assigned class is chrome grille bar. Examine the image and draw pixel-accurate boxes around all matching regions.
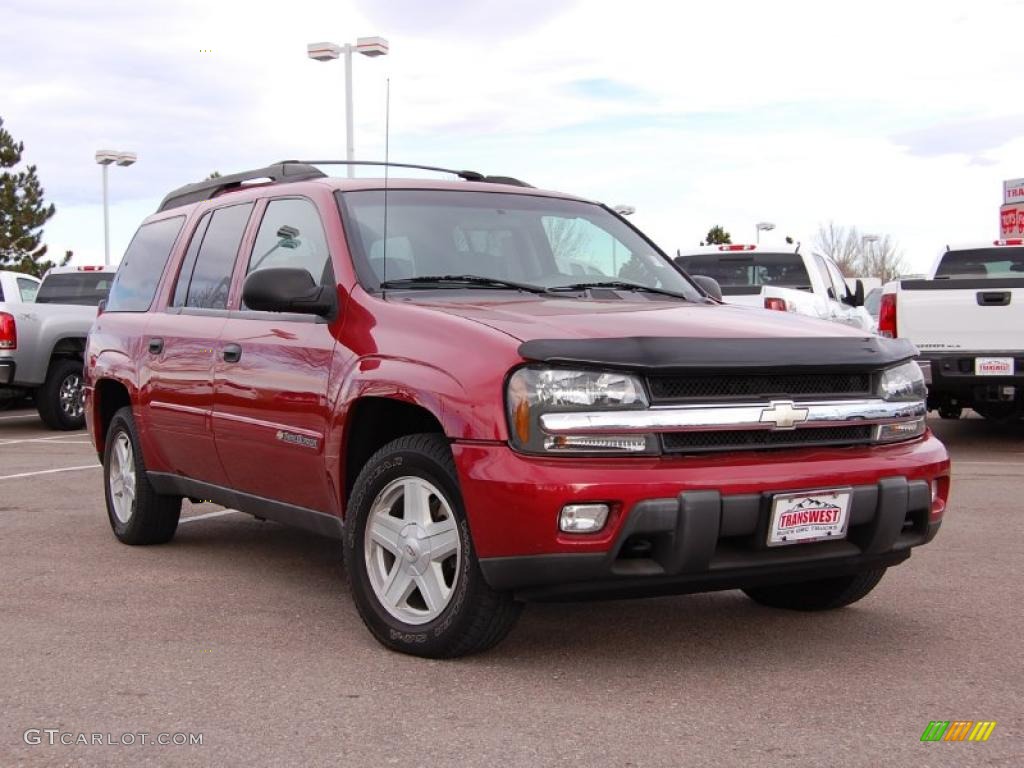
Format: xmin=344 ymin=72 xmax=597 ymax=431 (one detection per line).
xmin=539 ymin=399 xmax=926 ymax=436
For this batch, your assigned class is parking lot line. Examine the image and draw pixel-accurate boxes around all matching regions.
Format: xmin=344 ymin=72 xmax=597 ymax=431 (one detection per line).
xmin=0 ymin=464 xmax=100 ymax=481
xmin=180 ymin=509 xmax=241 ymax=524
xmin=0 ymin=413 xmax=41 ymax=421
xmin=0 ymin=434 xmax=88 ymax=446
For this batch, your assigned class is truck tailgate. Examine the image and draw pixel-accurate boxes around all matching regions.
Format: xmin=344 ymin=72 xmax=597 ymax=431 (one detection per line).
xmin=898 ymin=278 xmax=1024 ymax=351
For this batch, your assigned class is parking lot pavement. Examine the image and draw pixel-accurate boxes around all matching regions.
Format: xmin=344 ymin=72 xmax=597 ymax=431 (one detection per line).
xmin=0 ymin=405 xmax=1021 ymax=768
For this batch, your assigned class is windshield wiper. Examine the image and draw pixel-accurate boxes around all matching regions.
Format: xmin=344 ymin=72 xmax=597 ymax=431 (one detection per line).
xmin=379 ymin=275 xmax=548 ymax=294
xmin=546 ymin=281 xmax=691 ymax=300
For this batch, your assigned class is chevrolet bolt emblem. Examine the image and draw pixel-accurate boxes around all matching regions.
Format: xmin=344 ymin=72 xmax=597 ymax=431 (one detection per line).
xmin=760 ymin=400 xmax=809 ymax=430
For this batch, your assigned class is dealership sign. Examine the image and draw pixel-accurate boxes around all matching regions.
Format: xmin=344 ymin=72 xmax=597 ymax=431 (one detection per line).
xmin=1000 ymin=179 xmax=1024 ymax=237
xmin=1004 ymin=178 xmax=1024 ymax=204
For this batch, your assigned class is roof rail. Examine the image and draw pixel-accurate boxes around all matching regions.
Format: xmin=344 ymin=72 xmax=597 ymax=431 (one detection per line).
xmin=284 ymin=160 xmax=533 ymax=188
xmin=157 ymin=162 xmax=326 ymax=212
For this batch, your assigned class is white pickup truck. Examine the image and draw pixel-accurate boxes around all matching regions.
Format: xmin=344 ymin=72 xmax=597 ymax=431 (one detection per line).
xmin=675 ymin=244 xmax=873 ymax=331
xmin=0 ymin=270 xmax=41 ymax=304
xmin=880 ymin=239 xmax=1024 ymax=421
xmin=0 ymin=266 xmax=114 ymax=428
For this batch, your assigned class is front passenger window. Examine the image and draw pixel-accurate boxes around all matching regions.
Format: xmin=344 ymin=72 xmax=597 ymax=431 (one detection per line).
xmin=244 ymin=199 xmax=332 ymax=307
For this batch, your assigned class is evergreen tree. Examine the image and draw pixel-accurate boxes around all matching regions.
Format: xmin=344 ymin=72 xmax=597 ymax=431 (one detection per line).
xmin=704 ymin=225 xmax=732 ymax=245
xmin=0 ymin=117 xmax=57 ymax=277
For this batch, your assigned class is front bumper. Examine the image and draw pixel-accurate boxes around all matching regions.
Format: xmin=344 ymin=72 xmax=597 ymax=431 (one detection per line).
xmin=454 ymin=434 xmax=949 ymax=598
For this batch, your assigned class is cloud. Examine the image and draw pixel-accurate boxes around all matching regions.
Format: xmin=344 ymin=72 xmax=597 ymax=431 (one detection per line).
xmin=352 ymin=0 xmax=576 ymax=38
xmin=567 ymin=78 xmax=649 ymax=102
xmin=894 ymin=114 xmax=1024 ymax=163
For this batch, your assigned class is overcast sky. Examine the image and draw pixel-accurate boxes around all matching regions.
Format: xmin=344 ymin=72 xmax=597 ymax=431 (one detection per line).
xmin=3 ymin=0 xmax=1024 ymax=272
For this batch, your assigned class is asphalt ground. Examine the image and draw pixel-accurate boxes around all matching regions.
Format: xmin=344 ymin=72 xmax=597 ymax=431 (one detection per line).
xmin=0 ymin=404 xmax=1021 ymax=767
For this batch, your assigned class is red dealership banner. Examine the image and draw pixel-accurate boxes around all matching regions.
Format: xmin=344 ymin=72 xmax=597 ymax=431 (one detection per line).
xmin=1000 ymin=204 xmax=1024 ymax=237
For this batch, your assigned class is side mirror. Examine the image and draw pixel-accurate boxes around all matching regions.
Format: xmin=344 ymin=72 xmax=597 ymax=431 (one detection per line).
xmin=853 ymin=279 xmax=865 ymax=307
xmin=242 ymin=267 xmax=336 ymax=317
xmin=691 ymin=274 xmax=723 ymax=301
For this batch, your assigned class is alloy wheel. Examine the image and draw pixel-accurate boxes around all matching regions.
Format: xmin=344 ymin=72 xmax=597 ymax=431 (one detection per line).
xmin=363 ymin=476 xmax=462 ymax=625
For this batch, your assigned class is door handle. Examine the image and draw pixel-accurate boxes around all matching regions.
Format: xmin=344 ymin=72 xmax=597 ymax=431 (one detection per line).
xmin=148 ymin=337 xmax=164 ymax=354
xmin=222 ymin=343 xmax=242 ymax=363
xmin=977 ymin=291 xmax=1010 ymax=306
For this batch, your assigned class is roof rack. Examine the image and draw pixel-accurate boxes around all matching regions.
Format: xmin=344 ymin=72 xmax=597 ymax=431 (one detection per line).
xmin=157 ymin=162 xmax=326 ymax=212
xmin=286 ymin=160 xmax=533 ymax=188
xmin=157 ymin=160 xmax=533 ymax=212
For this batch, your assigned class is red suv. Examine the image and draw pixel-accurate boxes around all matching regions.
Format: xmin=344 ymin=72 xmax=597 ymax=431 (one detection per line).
xmin=85 ymin=161 xmax=950 ymax=658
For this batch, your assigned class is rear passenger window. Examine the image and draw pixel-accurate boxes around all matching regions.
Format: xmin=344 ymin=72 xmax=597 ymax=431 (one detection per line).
xmin=18 ymin=278 xmax=39 ymax=302
xmin=104 ymin=217 xmax=184 ymax=312
xmin=172 ymin=203 xmax=253 ymax=310
xmin=244 ymin=199 xmax=332 ymax=307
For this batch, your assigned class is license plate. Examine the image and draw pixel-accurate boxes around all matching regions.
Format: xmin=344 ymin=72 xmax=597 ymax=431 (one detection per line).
xmin=975 ymin=357 xmax=1014 ymax=376
xmin=767 ymin=489 xmax=851 ymax=547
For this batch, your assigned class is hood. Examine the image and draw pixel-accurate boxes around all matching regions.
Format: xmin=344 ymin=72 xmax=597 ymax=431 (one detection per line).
xmin=398 ymin=293 xmax=868 ymax=343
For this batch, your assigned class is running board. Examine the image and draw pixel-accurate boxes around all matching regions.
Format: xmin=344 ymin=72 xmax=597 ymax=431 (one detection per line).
xmin=147 ymin=472 xmax=344 ymax=539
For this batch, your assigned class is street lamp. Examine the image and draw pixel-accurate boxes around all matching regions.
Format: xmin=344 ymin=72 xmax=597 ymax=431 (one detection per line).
xmin=755 ymin=221 xmax=775 ymax=244
xmin=307 ymin=36 xmax=389 ymax=178
xmin=95 ymin=150 xmax=137 ymax=266
xmin=861 ymin=233 xmax=880 ymax=272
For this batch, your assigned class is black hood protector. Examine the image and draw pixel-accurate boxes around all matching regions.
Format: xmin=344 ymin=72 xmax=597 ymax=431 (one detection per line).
xmin=517 ymin=336 xmax=919 ymax=373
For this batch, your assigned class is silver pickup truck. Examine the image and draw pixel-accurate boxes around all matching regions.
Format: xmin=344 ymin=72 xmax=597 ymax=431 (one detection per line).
xmin=0 ymin=266 xmax=114 ymax=429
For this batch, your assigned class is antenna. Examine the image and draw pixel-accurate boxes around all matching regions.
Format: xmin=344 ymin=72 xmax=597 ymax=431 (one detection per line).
xmin=382 ymin=77 xmax=391 ymax=297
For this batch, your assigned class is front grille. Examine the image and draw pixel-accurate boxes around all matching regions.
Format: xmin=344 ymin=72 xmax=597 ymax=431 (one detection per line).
xmin=647 ymin=372 xmax=872 ymax=402
xmin=662 ymin=425 xmax=874 ymax=453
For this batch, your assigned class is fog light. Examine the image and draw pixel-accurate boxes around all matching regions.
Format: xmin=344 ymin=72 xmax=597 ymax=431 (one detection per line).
xmin=559 ymin=503 xmax=609 ymax=533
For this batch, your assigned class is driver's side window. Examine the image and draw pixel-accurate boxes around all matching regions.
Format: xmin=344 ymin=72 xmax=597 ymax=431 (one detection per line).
xmin=541 ymin=215 xmax=632 ymax=279
xmin=171 ymin=202 xmax=253 ymax=309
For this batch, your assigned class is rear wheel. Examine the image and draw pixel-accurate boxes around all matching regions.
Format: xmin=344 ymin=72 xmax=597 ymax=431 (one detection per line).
xmin=104 ymin=406 xmax=181 ymax=544
xmin=344 ymin=433 xmax=521 ymax=658
xmin=937 ymin=404 xmax=962 ymax=420
xmin=742 ymin=567 xmax=887 ymax=611
xmin=36 ymin=358 xmax=85 ymax=430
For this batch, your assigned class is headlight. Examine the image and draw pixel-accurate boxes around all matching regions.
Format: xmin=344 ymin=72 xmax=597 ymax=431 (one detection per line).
xmin=506 ymin=367 xmax=655 ymax=454
xmin=879 ymin=360 xmax=927 ymax=402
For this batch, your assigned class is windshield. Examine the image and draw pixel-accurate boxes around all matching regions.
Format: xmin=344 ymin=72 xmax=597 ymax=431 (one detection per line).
xmin=935 ymin=248 xmax=1024 ymax=278
xmin=35 ymin=273 xmax=113 ymax=305
xmin=338 ymin=190 xmax=701 ymax=299
xmin=676 ymin=252 xmax=811 ymax=289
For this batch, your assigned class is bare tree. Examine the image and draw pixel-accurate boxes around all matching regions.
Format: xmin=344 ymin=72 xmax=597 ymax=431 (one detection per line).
xmin=860 ymin=234 xmax=905 ymax=283
xmin=812 ymin=222 xmax=905 ymax=281
xmin=543 ymin=217 xmax=589 ymax=261
xmin=812 ymin=222 xmax=862 ymax=275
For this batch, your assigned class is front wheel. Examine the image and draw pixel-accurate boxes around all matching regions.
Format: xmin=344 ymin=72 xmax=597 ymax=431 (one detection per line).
xmin=742 ymin=568 xmax=887 ymax=611
xmin=344 ymin=433 xmax=521 ymax=658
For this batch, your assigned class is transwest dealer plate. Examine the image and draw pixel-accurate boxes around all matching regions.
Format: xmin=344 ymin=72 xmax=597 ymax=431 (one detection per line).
xmin=767 ymin=489 xmax=852 ymax=547
xmin=975 ymin=357 xmax=1014 ymax=376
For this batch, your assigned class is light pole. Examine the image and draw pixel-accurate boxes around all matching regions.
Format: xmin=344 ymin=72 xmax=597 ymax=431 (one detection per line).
xmin=755 ymin=221 xmax=775 ymax=244
xmin=95 ymin=150 xmax=137 ymax=266
xmin=307 ymin=36 xmax=389 ymax=178
xmin=861 ymin=234 xmax=880 ymax=272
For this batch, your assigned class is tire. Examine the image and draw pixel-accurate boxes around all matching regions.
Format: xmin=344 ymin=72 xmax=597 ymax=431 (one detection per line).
xmin=344 ymin=433 xmax=522 ymax=658
xmin=103 ymin=406 xmax=181 ymax=545
xmin=36 ymin=358 xmax=86 ymax=430
xmin=937 ymin=405 xmax=962 ymax=420
xmin=742 ymin=567 xmax=888 ymax=611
